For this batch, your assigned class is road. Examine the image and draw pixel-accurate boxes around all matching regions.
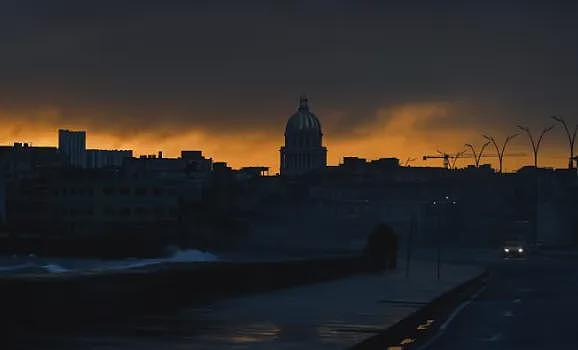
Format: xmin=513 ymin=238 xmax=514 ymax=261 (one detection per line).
xmin=425 ymin=254 xmax=578 ymax=349
xmin=3 ymin=259 xmax=481 ymax=350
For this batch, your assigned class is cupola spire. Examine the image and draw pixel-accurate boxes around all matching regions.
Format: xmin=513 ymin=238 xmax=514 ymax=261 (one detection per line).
xmin=298 ymin=94 xmax=309 ymax=111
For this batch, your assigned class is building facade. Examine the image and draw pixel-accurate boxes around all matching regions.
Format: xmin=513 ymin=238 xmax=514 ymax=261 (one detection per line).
xmin=0 ymin=143 xmax=65 ymax=179
xmin=0 ymin=175 xmax=5 ymax=224
xmin=280 ymin=96 xmax=327 ymax=176
xmin=58 ymin=129 xmax=86 ymax=168
xmin=86 ymin=149 xmax=133 ymax=169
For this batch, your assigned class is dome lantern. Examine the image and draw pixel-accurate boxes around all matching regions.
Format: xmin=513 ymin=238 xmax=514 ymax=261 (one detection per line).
xmin=298 ymin=95 xmax=309 ymax=111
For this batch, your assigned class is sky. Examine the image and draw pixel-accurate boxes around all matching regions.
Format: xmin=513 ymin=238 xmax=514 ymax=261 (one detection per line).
xmin=0 ymin=1 xmax=577 ymax=172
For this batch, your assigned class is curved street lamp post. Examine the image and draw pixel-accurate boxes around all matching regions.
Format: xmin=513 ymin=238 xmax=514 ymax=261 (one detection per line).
xmin=517 ymin=124 xmax=554 ymax=168
xmin=465 ymin=141 xmax=491 ymax=167
xmin=483 ymin=133 xmax=519 ymax=174
xmin=551 ymin=115 xmax=578 ymax=169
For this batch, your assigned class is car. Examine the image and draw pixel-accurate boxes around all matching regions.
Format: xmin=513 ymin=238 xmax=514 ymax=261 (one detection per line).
xmin=502 ymin=241 xmax=526 ymax=259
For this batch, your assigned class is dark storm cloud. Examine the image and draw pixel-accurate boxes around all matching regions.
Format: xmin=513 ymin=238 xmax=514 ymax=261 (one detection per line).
xmin=0 ymin=0 xmax=577 ymax=140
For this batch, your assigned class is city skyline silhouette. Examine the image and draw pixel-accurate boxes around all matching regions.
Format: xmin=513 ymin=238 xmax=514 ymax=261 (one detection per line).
xmin=1 ymin=1 xmax=577 ymax=172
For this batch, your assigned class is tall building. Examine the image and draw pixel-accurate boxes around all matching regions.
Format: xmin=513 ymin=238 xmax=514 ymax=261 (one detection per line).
xmin=280 ymin=96 xmax=327 ymax=176
xmin=58 ymin=129 xmax=86 ymax=168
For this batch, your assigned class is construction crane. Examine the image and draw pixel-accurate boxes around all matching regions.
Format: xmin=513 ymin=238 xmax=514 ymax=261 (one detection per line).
xmin=404 ymin=157 xmax=417 ymax=166
xmin=423 ymin=149 xmax=526 ymax=170
xmin=422 ymin=150 xmax=466 ymax=169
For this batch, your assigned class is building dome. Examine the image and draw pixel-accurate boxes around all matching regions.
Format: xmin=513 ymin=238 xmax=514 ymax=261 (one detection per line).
xmin=285 ymin=96 xmax=322 ymax=134
xmin=280 ymin=95 xmax=327 ymax=176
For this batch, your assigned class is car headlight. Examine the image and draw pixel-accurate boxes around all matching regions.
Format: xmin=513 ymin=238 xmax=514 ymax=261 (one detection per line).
xmin=504 ymin=248 xmax=510 ymax=253
xmin=518 ymin=248 xmax=524 ymax=253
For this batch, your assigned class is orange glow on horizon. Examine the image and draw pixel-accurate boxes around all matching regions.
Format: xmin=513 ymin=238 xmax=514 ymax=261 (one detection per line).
xmin=0 ymin=103 xmax=571 ymax=173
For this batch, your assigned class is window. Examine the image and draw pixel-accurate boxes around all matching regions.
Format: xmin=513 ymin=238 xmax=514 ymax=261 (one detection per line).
xmin=134 ymin=187 xmax=147 ymax=196
xmin=103 ymin=206 xmax=115 ymax=216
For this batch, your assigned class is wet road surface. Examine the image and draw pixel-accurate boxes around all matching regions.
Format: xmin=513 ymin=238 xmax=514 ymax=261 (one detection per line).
xmin=425 ymin=254 xmax=578 ymax=349
xmin=5 ymin=260 xmax=480 ymax=350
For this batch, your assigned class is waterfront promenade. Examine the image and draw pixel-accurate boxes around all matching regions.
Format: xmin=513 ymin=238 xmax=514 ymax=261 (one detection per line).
xmin=8 ymin=256 xmax=483 ymax=349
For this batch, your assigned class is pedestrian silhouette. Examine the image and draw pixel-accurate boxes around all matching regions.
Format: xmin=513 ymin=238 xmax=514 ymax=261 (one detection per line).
xmin=365 ymin=223 xmax=398 ymax=270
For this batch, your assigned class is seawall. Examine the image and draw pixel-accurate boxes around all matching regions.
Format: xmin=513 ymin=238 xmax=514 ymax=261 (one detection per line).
xmin=0 ymin=255 xmax=379 ymax=328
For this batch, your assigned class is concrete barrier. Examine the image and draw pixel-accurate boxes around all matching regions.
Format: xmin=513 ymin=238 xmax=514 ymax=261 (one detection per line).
xmin=350 ymin=270 xmax=489 ymax=350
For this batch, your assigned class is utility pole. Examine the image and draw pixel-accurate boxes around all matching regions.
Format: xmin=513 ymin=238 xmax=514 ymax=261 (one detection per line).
xmin=433 ymin=202 xmax=441 ymax=280
xmin=517 ymin=125 xmax=555 ymax=168
xmin=431 ymin=196 xmax=456 ymax=280
xmin=483 ymin=133 xmax=519 ymax=174
xmin=436 ymin=213 xmax=442 ymax=281
xmin=465 ymin=141 xmax=491 ymax=167
xmin=551 ymin=115 xmax=578 ymax=169
xmin=405 ymin=211 xmax=415 ymax=278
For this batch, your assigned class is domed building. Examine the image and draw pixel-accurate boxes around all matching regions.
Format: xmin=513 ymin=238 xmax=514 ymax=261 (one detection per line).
xmin=280 ymin=96 xmax=327 ymax=176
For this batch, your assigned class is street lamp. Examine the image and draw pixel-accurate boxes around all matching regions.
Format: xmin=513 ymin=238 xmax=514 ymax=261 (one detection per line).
xmin=517 ymin=124 xmax=555 ymax=168
xmin=465 ymin=141 xmax=491 ymax=167
xmin=483 ymin=133 xmax=519 ymax=174
xmin=431 ymin=195 xmax=458 ymax=280
xmin=450 ymin=150 xmax=466 ymax=170
xmin=551 ymin=115 xmax=578 ymax=169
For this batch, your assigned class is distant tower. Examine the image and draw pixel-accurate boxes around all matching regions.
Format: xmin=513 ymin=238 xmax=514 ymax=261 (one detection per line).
xmin=58 ymin=129 xmax=86 ymax=168
xmin=280 ymin=95 xmax=327 ymax=176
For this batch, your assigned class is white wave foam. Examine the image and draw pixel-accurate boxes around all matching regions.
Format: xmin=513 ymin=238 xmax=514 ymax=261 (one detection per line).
xmin=0 ymin=249 xmax=218 ymax=274
xmin=89 ymin=249 xmax=218 ymax=272
xmin=42 ymin=264 xmax=69 ymax=273
xmin=166 ymin=249 xmax=218 ymax=263
xmin=0 ymin=263 xmax=35 ymax=272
